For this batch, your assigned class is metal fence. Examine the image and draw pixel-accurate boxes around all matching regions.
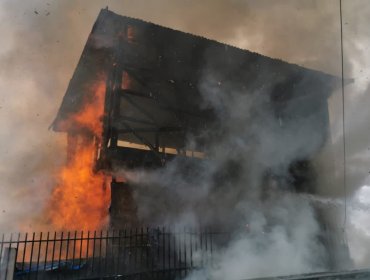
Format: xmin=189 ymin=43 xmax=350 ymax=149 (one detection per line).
xmin=0 ymin=228 xmax=228 ymax=280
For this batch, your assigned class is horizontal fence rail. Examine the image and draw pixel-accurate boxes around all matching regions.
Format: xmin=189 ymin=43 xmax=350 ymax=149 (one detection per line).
xmin=0 ymin=228 xmax=229 ymax=280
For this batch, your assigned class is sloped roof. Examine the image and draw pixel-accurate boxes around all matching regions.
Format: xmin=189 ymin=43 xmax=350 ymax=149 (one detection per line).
xmin=52 ymin=8 xmax=342 ymax=137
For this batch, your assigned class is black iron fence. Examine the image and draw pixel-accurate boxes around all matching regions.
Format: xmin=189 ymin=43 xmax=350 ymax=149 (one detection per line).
xmin=0 ymin=228 xmax=228 ymax=280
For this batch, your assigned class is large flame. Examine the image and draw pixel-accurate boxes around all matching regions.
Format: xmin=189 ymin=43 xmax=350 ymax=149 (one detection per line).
xmin=45 ymin=79 xmax=110 ymax=231
xmin=72 ymin=82 xmax=106 ymax=136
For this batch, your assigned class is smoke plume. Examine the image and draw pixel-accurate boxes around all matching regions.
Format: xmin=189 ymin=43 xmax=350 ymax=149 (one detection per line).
xmin=1 ymin=0 xmax=370 ymax=275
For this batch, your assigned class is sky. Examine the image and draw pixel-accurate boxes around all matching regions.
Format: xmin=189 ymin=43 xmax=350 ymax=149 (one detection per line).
xmin=0 ymin=0 xmax=370 ymax=268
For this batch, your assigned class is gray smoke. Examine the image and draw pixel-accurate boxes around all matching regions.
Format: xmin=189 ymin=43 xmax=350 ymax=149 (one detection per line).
xmin=119 ymin=63 xmax=337 ymax=278
xmin=1 ymin=0 xmax=370 ymax=275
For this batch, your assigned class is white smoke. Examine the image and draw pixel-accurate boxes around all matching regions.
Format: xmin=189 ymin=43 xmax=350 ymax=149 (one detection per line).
xmin=0 ymin=0 xmax=370 ymax=276
xmin=118 ymin=63 xmax=340 ymax=278
xmin=194 ymin=195 xmax=325 ymax=279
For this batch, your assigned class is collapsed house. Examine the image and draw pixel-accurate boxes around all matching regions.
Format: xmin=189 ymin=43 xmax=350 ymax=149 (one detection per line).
xmin=51 ymin=8 xmax=350 ymax=272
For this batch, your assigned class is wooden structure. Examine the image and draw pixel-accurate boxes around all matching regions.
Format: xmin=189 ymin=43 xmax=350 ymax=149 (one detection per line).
xmin=51 ymin=8 xmax=350 ymax=270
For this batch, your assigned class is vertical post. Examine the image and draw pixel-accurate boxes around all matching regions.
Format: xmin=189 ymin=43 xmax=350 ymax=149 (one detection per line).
xmin=134 ymin=228 xmax=138 ymax=273
xmin=28 ymin=232 xmax=35 ymax=280
xmin=140 ymin=227 xmax=144 ymax=274
xmin=184 ymin=227 xmax=187 ymax=275
xmin=78 ymin=231 xmax=84 ymax=271
xmin=117 ymin=230 xmax=121 ymax=275
xmin=123 ymin=229 xmax=127 ymax=275
xmin=6 ymin=234 xmax=13 ymax=274
xmin=50 ymin=232 xmax=56 ymax=272
xmin=92 ymin=231 xmax=96 ymax=274
xmin=210 ymin=230 xmax=214 ymax=267
xmin=162 ymin=226 xmax=165 ymax=272
xmin=58 ymin=232 xmax=64 ymax=271
xmin=156 ymin=227 xmax=160 ymax=273
xmin=179 ymin=228 xmax=182 ymax=272
xmin=44 ymin=232 xmax=50 ymax=271
xmin=0 ymin=234 xmax=4 ymax=265
xmin=36 ymin=232 xmax=42 ymax=278
xmin=168 ymin=227 xmax=171 ymax=272
xmin=72 ymin=231 xmax=77 ymax=278
xmin=0 ymin=247 xmax=16 ymax=280
xmin=146 ymin=227 xmax=149 ymax=272
xmin=104 ymin=230 xmax=109 ymax=274
xmin=65 ymin=231 xmax=71 ymax=263
xmin=111 ymin=230 xmax=115 ymax=275
xmin=129 ymin=228 xmax=133 ymax=274
xmin=200 ymin=228 xmax=203 ymax=268
xmin=151 ymin=229 xmax=155 ymax=277
xmin=190 ymin=228 xmax=193 ymax=268
xmin=109 ymin=56 xmax=123 ymax=151
xmin=85 ymin=231 xmax=90 ymax=278
xmin=173 ymin=229 xmax=176 ymax=272
xmin=99 ymin=231 xmax=103 ymax=276
xmin=205 ymin=228 xmax=208 ymax=266
xmin=21 ymin=233 xmax=28 ymax=273
xmin=0 ymin=234 xmax=14 ymax=279
xmin=110 ymin=182 xmax=138 ymax=230
xmin=13 ymin=233 xmax=20 ymax=275
xmin=78 ymin=231 xmax=84 ymax=278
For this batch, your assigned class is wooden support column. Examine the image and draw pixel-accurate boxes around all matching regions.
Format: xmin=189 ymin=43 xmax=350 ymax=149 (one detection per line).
xmin=0 ymin=248 xmax=16 ymax=280
xmin=110 ymin=179 xmax=139 ymax=229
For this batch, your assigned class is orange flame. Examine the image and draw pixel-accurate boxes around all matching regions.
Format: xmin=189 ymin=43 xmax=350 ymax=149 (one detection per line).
xmin=45 ymin=79 xmax=110 ymax=231
xmin=73 ymin=82 xmax=106 ymax=136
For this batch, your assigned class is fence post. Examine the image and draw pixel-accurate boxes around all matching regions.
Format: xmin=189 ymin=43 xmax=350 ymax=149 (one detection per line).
xmin=0 ymin=247 xmax=16 ymax=280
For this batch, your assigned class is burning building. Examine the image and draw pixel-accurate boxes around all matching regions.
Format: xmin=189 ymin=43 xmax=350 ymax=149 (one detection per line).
xmin=50 ymin=8 xmax=350 ymax=272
